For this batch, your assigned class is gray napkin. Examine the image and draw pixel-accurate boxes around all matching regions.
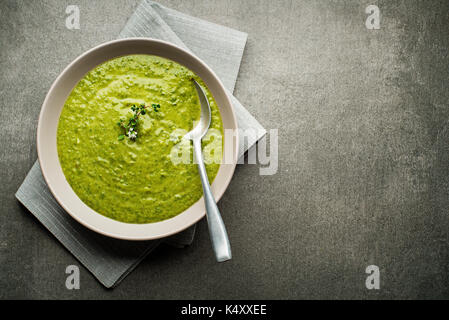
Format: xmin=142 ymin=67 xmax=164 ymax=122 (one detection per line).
xmin=15 ymin=0 xmax=266 ymax=288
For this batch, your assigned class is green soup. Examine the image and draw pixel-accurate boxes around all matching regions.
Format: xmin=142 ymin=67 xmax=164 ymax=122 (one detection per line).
xmin=57 ymin=55 xmax=223 ymax=223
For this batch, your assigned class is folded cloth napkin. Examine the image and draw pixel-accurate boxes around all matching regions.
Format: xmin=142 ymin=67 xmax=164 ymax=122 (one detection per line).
xmin=15 ymin=0 xmax=266 ymax=288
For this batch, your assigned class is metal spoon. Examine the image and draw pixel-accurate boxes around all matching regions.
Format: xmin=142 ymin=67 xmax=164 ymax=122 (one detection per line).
xmin=184 ymin=79 xmax=232 ymax=262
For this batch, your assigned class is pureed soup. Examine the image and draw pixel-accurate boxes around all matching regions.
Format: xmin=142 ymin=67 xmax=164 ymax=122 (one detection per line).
xmin=57 ymin=55 xmax=223 ymax=223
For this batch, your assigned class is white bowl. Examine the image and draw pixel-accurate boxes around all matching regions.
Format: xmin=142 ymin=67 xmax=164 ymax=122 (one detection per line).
xmin=37 ymin=38 xmax=238 ymax=240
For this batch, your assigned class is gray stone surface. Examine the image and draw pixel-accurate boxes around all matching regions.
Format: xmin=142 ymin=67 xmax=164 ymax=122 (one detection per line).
xmin=1 ymin=0 xmax=449 ymax=299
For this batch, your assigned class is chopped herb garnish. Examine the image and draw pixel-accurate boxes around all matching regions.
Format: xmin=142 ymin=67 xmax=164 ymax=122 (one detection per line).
xmin=118 ymin=103 xmax=161 ymax=141
xmin=152 ymin=103 xmax=161 ymax=112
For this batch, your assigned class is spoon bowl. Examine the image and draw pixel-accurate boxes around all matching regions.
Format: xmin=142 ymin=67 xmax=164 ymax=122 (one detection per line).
xmin=184 ymin=80 xmax=212 ymax=141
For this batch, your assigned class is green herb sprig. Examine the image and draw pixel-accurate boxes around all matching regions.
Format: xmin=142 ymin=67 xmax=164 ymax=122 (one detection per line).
xmin=117 ymin=104 xmax=154 ymax=141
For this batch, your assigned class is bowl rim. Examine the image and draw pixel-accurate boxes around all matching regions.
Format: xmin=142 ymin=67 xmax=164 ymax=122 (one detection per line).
xmin=37 ymin=37 xmax=239 ymax=240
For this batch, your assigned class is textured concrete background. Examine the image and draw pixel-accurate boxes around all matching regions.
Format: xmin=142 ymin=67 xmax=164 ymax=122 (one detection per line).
xmin=1 ymin=0 xmax=449 ymax=299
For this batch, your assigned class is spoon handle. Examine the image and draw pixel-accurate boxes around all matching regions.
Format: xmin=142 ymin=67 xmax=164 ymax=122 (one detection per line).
xmin=193 ymin=139 xmax=232 ymax=262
